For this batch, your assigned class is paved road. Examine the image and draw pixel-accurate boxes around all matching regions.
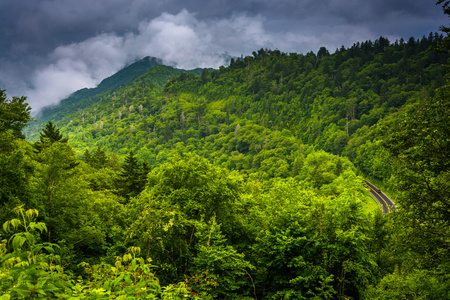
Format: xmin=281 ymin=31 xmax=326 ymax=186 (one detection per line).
xmin=364 ymin=180 xmax=397 ymax=214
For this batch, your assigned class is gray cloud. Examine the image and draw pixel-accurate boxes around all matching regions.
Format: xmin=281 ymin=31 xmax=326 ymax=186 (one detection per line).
xmin=0 ymin=0 xmax=447 ymax=112
xmin=16 ymin=10 xmax=272 ymax=111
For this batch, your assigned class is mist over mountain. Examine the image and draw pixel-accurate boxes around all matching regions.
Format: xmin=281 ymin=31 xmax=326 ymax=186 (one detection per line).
xmin=36 ymin=56 xmax=163 ymax=119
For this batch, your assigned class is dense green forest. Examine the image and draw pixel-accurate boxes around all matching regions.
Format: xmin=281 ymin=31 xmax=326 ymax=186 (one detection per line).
xmin=1 ymin=3 xmax=449 ymax=298
xmin=26 ymin=31 xmax=448 ymax=185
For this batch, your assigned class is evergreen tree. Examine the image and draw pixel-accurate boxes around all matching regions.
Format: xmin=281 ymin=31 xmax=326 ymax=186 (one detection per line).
xmin=82 ymin=149 xmax=92 ymax=164
xmin=34 ymin=121 xmax=68 ymax=152
xmin=139 ymin=161 xmax=151 ymax=189
xmin=90 ymin=147 xmax=109 ymax=169
xmin=115 ymin=151 xmax=148 ymax=201
xmin=40 ymin=121 xmax=68 ymax=143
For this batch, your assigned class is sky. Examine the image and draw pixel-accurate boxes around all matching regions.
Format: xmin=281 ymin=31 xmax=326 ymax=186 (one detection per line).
xmin=0 ymin=0 xmax=448 ymax=112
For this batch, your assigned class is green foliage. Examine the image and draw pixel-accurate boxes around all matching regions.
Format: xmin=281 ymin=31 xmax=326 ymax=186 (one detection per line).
xmin=84 ymin=147 xmax=110 ymax=169
xmin=146 ymin=154 xmax=243 ymax=223
xmin=365 ymin=268 xmax=450 ymax=299
xmin=128 ymin=155 xmax=249 ymax=287
xmin=249 ymin=178 xmax=376 ymax=299
xmin=0 ymin=89 xmax=32 ymax=139
xmin=115 ymin=150 xmax=150 ymax=201
xmin=39 ymin=121 xmax=68 ymax=144
xmin=189 ymin=217 xmax=254 ymax=298
xmin=33 ymin=121 xmax=69 ymax=153
xmin=0 ymin=134 xmax=34 ymax=208
xmin=383 ymin=82 xmax=450 ymax=224
xmin=369 ymin=81 xmax=450 ymax=299
xmin=0 ymin=208 xmax=201 ymax=299
xmin=25 ymin=34 xmax=449 ymax=192
xmin=72 ymin=247 xmax=196 ymax=299
xmin=1 ymin=206 xmax=71 ymax=299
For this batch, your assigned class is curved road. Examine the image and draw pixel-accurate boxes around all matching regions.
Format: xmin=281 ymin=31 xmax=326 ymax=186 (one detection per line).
xmin=364 ymin=180 xmax=397 ymax=214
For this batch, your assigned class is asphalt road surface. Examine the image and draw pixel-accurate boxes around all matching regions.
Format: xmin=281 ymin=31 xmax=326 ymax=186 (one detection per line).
xmin=364 ymin=180 xmax=397 ymax=213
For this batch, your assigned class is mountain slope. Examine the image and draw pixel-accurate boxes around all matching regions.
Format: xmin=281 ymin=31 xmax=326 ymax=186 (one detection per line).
xmin=37 ymin=56 xmax=163 ymax=122
xmin=27 ymin=63 xmax=207 ymax=140
xmin=30 ymin=34 xmax=449 ymax=184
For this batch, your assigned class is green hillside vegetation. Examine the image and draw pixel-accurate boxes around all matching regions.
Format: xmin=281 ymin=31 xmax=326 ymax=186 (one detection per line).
xmin=1 ymin=6 xmax=449 ymax=297
xmin=36 ymin=56 xmax=164 ymax=123
xmin=29 ymin=33 xmax=447 ymax=185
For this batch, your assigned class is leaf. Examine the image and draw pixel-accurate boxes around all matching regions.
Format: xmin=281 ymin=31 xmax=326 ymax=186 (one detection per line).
xmin=113 ymin=273 xmax=125 ymax=287
xmin=44 ymin=246 xmax=55 ymax=253
xmin=33 ymin=245 xmax=43 ymax=255
xmin=24 ymin=232 xmax=35 ymax=244
xmin=3 ymin=220 xmax=10 ymax=232
xmin=1 ymin=253 xmax=16 ymax=263
xmin=4 ymin=219 xmax=21 ymax=232
xmin=18 ymin=251 xmax=28 ymax=262
xmin=125 ymin=274 xmax=132 ymax=285
xmin=25 ymin=209 xmax=39 ymax=219
xmin=29 ymin=222 xmax=47 ymax=233
xmin=131 ymin=258 xmax=137 ymax=270
xmin=12 ymin=235 xmax=26 ymax=251
xmin=11 ymin=285 xmax=31 ymax=298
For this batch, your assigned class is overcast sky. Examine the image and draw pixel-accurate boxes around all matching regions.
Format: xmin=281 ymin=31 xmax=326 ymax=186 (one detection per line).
xmin=0 ymin=0 xmax=448 ymax=112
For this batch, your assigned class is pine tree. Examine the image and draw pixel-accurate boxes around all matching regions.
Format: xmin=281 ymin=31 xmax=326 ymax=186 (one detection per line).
xmin=82 ymin=149 xmax=92 ymax=164
xmin=34 ymin=121 xmax=68 ymax=152
xmin=115 ymin=151 xmax=149 ymax=202
xmin=40 ymin=121 xmax=68 ymax=143
xmin=90 ymin=147 xmax=109 ymax=169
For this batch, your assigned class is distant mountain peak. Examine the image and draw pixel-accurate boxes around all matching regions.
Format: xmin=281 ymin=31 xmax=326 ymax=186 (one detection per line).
xmin=37 ymin=56 xmax=164 ymax=120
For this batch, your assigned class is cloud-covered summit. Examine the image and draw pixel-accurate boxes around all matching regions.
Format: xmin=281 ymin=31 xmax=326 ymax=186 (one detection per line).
xmin=0 ymin=0 xmax=447 ymax=111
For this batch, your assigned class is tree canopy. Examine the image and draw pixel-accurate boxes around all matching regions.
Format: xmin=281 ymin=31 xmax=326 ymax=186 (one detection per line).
xmin=0 ymin=89 xmax=32 ymax=139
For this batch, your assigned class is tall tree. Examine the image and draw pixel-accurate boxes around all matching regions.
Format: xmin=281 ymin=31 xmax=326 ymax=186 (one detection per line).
xmin=34 ymin=121 xmax=68 ymax=152
xmin=128 ymin=154 xmax=248 ymax=291
xmin=0 ymin=90 xmax=33 ymax=215
xmin=89 ymin=147 xmax=110 ymax=169
xmin=382 ymin=83 xmax=450 ymax=270
xmin=437 ymin=0 xmax=450 ymax=52
xmin=115 ymin=151 xmax=149 ymax=201
xmin=0 ymin=89 xmax=32 ymax=139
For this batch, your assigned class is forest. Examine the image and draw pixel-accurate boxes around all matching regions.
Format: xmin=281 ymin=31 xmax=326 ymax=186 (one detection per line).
xmin=0 ymin=3 xmax=449 ymax=299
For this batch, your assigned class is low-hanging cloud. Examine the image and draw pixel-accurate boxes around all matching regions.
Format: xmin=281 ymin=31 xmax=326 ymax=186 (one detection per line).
xmin=27 ymin=33 xmax=129 ymax=112
xmin=14 ymin=9 xmax=403 ymax=112
xmin=25 ymin=10 xmax=277 ymax=112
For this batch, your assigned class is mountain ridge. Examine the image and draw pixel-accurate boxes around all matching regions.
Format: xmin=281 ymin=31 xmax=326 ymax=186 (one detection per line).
xmin=37 ymin=56 xmax=163 ymax=122
xmin=28 ymin=34 xmax=448 ymax=183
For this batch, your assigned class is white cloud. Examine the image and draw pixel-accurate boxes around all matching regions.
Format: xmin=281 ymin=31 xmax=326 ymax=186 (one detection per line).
xmin=26 ymin=10 xmax=277 ymax=111
xmin=27 ymin=33 xmax=129 ymax=111
xmin=24 ymin=9 xmax=383 ymax=112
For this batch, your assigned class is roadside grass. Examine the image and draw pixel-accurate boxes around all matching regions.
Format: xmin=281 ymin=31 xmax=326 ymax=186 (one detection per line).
xmin=363 ymin=187 xmax=382 ymax=214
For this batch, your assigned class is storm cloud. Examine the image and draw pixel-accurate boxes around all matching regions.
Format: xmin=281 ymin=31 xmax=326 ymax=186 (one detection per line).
xmin=0 ymin=0 xmax=447 ymax=112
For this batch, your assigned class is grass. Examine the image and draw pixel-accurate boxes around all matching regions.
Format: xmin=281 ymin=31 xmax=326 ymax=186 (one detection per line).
xmin=363 ymin=187 xmax=382 ymax=214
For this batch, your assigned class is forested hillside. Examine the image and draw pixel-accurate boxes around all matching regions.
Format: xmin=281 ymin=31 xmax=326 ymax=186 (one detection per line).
xmin=28 ymin=32 xmax=448 ymax=185
xmin=36 ymin=56 xmax=164 ymax=123
xmin=1 ymin=10 xmax=449 ymax=299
